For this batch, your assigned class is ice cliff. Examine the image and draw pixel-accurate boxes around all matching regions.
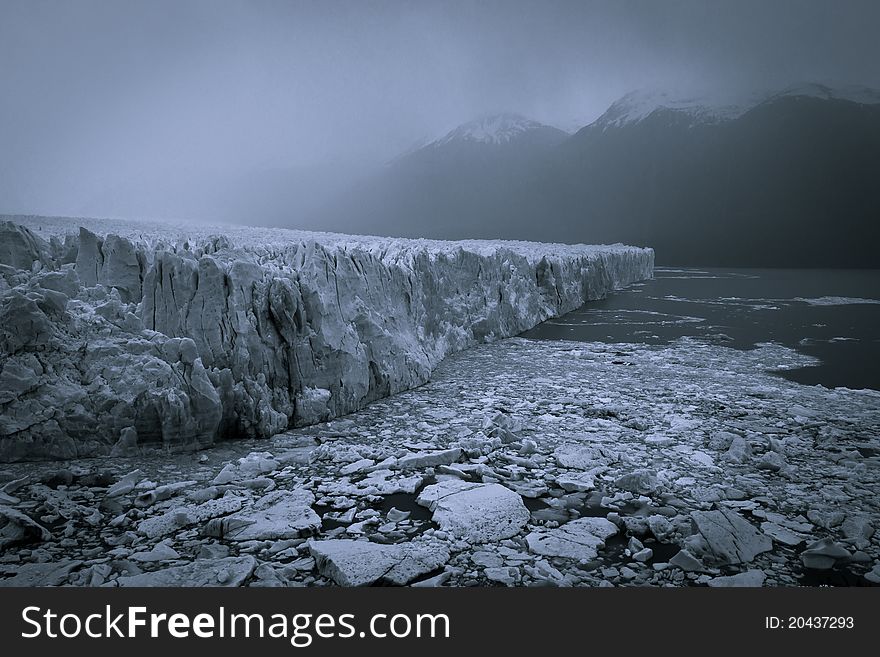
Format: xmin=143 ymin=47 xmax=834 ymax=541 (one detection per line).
xmin=0 ymin=216 xmax=653 ymax=460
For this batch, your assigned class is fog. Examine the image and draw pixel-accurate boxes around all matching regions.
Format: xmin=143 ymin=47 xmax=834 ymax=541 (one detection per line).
xmin=2 ymin=0 xmax=879 ymax=228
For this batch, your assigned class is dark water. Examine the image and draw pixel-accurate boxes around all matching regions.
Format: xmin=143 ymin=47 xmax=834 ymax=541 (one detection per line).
xmin=522 ymin=268 xmax=880 ymax=390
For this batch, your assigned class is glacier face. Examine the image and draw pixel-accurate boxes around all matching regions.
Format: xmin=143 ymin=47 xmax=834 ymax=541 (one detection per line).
xmin=0 ymin=216 xmax=653 ymax=461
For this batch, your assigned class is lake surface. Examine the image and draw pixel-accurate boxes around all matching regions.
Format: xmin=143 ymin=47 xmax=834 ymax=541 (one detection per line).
xmin=522 ymin=267 xmax=880 ymax=390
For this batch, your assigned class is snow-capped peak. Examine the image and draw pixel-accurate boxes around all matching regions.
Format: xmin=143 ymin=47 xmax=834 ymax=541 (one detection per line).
xmin=434 ymin=113 xmax=559 ymax=146
xmin=592 ymin=83 xmax=880 ymax=130
xmin=594 ymin=89 xmax=758 ymax=130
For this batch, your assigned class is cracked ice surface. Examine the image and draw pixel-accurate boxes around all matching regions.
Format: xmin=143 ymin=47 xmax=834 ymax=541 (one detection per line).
xmin=0 ymin=337 xmax=877 ymax=587
xmin=0 ymin=216 xmax=652 ymax=460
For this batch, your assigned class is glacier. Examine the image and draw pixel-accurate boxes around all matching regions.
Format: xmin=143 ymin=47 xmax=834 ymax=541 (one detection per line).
xmin=0 ymin=216 xmax=653 ymax=461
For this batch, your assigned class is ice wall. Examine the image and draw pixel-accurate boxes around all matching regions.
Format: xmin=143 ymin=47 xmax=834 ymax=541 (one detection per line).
xmin=0 ymin=216 xmax=653 ymax=460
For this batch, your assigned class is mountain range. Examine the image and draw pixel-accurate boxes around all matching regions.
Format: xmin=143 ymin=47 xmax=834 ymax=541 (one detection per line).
xmin=57 ymin=83 xmax=880 ymax=267
xmin=315 ymin=83 xmax=880 ymax=267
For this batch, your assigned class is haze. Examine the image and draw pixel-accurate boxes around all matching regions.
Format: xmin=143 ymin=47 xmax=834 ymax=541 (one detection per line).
xmin=2 ymin=0 xmax=878 ymax=227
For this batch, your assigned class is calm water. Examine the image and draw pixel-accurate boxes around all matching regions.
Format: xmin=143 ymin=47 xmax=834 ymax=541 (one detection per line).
xmin=522 ymin=268 xmax=880 ymax=390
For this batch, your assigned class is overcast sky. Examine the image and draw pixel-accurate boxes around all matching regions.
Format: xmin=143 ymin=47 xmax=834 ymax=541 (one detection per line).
xmin=2 ymin=0 xmax=878 ymax=219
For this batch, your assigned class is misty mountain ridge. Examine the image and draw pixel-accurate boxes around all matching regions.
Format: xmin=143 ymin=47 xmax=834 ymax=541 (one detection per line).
xmin=314 ymin=82 xmax=880 ymax=267
xmin=585 ymin=82 xmax=880 ymax=130
xmin=30 ymin=83 xmax=879 ymax=268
